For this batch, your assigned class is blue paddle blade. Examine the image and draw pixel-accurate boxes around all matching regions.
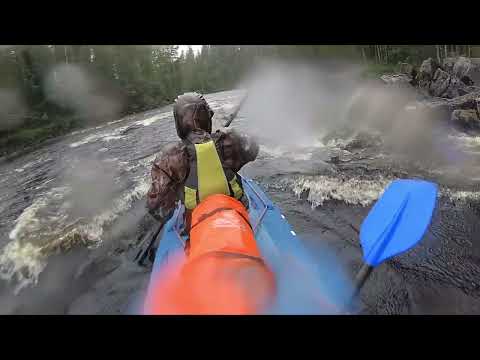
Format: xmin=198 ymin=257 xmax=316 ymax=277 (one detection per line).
xmin=360 ymin=179 xmax=438 ymax=267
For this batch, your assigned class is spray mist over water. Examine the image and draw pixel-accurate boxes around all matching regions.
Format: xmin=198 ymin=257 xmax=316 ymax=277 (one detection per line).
xmin=238 ymin=60 xmax=473 ymax=174
xmin=44 ymin=64 xmax=123 ymax=124
xmin=0 ymin=89 xmax=26 ymax=131
xmin=239 ymin=61 xmax=365 ymax=148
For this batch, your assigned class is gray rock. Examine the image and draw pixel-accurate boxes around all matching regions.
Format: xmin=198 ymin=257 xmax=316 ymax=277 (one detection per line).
xmin=430 ymin=68 xmax=452 ymax=97
xmin=410 ymin=90 xmax=480 ymax=118
xmin=418 ymin=58 xmax=440 ymax=84
xmin=453 ymin=57 xmax=473 ymax=79
xmin=451 ymin=109 xmax=480 ymax=130
xmin=461 ymin=86 xmax=480 ymax=95
xmin=448 ymin=90 xmax=480 ymax=110
xmin=453 ymin=57 xmax=480 ymax=85
xmin=445 ymin=77 xmax=469 ymax=98
xmin=430 ymin=68 xmax=467 ymax=98
xmin=443 ymin=58 xmax=455 ymax=74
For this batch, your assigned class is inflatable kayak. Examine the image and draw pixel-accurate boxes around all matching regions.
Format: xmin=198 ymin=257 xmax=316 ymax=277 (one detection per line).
xmin=141 ymin=174 xmax=440 ymax=315
xmin=143 ymin=175 xmax=308 ymax=314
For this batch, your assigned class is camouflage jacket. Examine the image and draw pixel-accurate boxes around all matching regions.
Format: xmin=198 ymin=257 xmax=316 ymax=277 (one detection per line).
xmin=146 ymin=128 xmax=259 ymax=223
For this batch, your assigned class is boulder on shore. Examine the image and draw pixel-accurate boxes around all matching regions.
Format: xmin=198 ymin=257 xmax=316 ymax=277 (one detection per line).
xmin=418 ymin=58 xmax=440 ymax=85
xmin=430 ymin=68 xmax=467 ymax=98
xmin=379 ymin=57 xmax=480 ymax=132
xmin=443 ymin=58 xmax=455 ymax=74
xmin=453 ymin=57 xmax=474 ymax=80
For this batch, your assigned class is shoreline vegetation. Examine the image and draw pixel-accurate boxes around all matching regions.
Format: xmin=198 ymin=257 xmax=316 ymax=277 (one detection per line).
xmin=0 ymin=45 xmax=477 ymax=158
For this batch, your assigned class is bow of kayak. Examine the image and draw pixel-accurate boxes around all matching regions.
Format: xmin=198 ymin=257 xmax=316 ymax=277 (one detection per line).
xmin=143 ymin=175 xmax=309 ymax=314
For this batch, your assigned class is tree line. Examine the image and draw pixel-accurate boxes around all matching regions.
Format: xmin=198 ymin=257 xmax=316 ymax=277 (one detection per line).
xmin=0 ymin=45 xmax=477 ymax=154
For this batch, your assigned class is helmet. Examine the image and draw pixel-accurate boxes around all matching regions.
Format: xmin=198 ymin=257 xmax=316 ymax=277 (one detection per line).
xmin=173 ymin=92 xmax=214 ymax=139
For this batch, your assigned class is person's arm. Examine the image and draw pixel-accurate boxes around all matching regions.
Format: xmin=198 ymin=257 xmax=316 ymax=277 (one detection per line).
xmin=146 ymin=143 xmax=188 ymax=223
xmin=218 ymin=128 xmax=259 ymax=172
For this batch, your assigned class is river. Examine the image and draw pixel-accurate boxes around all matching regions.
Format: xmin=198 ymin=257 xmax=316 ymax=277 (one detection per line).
xmin=1 ymin=89 xmax=480 ymax=314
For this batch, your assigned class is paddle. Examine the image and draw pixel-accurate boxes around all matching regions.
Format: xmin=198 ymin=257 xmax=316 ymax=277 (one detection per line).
xmin=134 ymin=221 xmax=165 ymax=266
xmin=347 ymin=179 xmax=438 ymax=308
xmin=223 ymin=93 xmax=248 ymax=128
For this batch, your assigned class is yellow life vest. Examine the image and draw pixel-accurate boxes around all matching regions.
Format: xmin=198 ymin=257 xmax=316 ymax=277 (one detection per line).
xmin=183 ymin=140 xmax=243 ymax=210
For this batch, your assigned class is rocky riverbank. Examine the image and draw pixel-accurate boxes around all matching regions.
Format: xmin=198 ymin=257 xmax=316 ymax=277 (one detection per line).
xmin=381 ymin=57 xmax=480 ymax=133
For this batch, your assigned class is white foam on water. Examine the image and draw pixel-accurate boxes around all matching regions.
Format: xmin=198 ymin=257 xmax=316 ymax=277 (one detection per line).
xmin=260 ymin=139 xmax=326 ymax=161
xmin=7 ymin=187 xmax=70 ymax=242
xmin=68 ymin=118 xmax=128 ymax=138
xmin=69 ymin=126 xmax=128 ymax=148
xmin=0 ymin=172 xmax=152 ymax=294
xmin=107 ymin=118 xmax=127 ymax=126
xmin=0 ymin=241 xmax=47 ymax=295
xmin=442 ymin=188 xmax=480 ymax=202
xmin=448 ymin=134 xmax=480 ymax=149
xmin=282 ymin=175 xmax=480 ymax=209
xmin=282 ymin=175 xmax=393 ymax=208
xmin=325 ymin=137 xmax=351 ymax=149
xmin=122 ymin=155 xmax=156 ymax=172
xmin=103 ymin=135 xmax=123 ymax=142
xmin=133 ymin=112 xmax=171 ymax=127
xmin=33 ymin=178 xmax=55 ymax=191
xmin=14 ymin=156 xmax=52 ymax=173
xmin=1 ymin=187 xmax=71 ymax=293
xmin=70 ymin=133 xmax=103 ymax=148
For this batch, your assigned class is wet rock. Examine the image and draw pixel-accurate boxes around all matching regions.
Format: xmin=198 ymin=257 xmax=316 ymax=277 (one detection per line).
xmin=461 ymin=76 xmax=475 ymax=86
xmin=418 ymin=58 xmax=440 ymax=85
xmin=451 ymin=109 xmax=480 ymax=130
xmin=430 ymin=68 xmax=452 ymax=97
xmin=454 ymin=57 xmax=480 ymax=85
xmin=448 ymin=90 xmax=480 ymax=110
xmin=454 ymin=57 xmax=474 ymax=79
xmin=430 ymin=68 xmax=467 ymax=98
xmin=405 ymin=91 xmax=480 ymax=125
xmin=443 ymin=58 xmax=455 ymax=74
xmin=460 ymin=85 xmax=480 ymax=95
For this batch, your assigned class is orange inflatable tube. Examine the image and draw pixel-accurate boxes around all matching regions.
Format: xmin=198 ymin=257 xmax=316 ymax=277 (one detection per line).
xmin=146 ymin=194 xmax=276 ymax=315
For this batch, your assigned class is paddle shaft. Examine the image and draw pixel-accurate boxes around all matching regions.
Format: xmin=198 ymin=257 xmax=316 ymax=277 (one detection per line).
xmin=135 ymin=221 xmax=164 ymax=266
xmin=223 ymin=93 xmax=248 ymax=128
xmin=342 ymin=263 xmax=374 ymax=313
xmin=352 ymin=263 xmax=374 ymax=298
